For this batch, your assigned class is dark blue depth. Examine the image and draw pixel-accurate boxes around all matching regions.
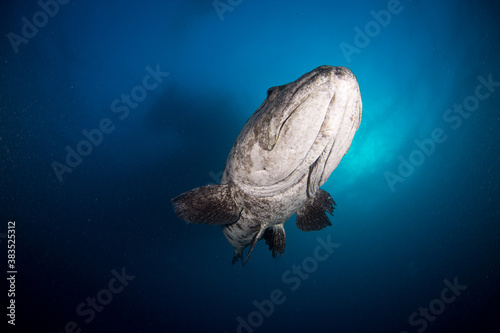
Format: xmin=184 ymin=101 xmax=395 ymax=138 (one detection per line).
xmin=1 ymin=0 xmax=499 ymax=332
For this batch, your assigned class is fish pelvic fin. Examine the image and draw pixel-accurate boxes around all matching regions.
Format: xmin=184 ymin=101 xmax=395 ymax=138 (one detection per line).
xmin=243 ymin=227 xmax=266 ymax=265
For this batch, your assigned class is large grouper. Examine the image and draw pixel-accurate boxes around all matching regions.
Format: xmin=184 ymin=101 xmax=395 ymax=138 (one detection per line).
xmin=172 ymin=65 xmax=362 ymax=265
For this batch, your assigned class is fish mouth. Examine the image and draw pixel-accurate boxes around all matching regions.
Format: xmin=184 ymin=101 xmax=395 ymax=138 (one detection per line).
xmin=265 ymin=66 xmax=348 ymax=147
xmin=286 ymin=65 xmax=352 ymax=99
xmin=227 ymin=65 xmax=361 ymax=196
xmin=258 ymin=66 xmax=342 ymax=151
xmin=282 ymin=65 xmax=359 ymax=129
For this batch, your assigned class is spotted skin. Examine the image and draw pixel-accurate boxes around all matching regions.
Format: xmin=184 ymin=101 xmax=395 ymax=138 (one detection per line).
xmin=172 ymin=65 xmax=362 ymax=265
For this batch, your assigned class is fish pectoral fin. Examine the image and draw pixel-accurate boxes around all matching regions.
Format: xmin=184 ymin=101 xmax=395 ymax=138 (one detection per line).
xmin=296 ymin=188 xmax=336 ymax=232
xmin=262 ymin=225 xmax=286 ymax=259
xmin=172 ymin=184 xmax=241 ymax=225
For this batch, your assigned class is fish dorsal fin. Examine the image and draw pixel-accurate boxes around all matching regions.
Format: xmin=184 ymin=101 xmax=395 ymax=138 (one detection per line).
xmin=262 ymin=225 xmax=286 ymax=259
xmin=172 ymin=184 xmax=241 ymax=225
xmin=296 ymin=189 xmax=336 ymax=231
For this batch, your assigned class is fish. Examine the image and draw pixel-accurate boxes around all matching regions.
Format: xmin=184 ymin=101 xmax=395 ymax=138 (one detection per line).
xmin=172 ymin=65 xmax=362 ymax=265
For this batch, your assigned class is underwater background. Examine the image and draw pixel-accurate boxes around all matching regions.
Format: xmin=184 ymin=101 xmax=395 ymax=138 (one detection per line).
xmin=1 ymin=0 xmax=499 ymax=332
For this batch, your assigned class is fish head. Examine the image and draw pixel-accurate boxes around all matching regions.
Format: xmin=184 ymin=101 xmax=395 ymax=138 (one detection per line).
xmin=223 ymin=65 xmax=362 ymax=196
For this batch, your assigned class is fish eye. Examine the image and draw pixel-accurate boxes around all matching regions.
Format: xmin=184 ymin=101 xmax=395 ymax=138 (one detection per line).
xmin=266 ymin=87 xmax=279 ymax=101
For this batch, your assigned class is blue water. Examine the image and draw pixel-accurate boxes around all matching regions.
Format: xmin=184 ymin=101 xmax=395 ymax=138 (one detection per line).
xmin=1 ymin=0 xmax=499 ymax=332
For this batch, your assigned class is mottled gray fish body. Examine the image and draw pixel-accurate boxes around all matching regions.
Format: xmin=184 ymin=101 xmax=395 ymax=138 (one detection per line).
xmin=172 ymin=65 xmax=362 ymax=265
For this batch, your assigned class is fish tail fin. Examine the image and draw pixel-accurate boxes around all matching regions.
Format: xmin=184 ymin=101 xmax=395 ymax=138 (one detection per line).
xmin=231 ymin=249 xmax=243 ymax=265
